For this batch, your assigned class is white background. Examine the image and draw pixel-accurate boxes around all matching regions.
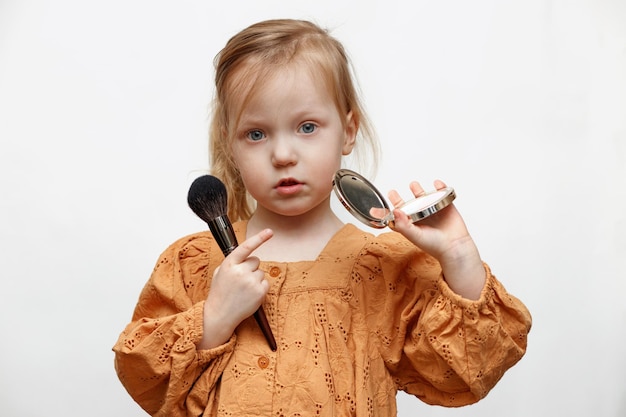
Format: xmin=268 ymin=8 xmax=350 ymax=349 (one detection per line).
xmin=1 ymin=0 xmax=625 ymax=416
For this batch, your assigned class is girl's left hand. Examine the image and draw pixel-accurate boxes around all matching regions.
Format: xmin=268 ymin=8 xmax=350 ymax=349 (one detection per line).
xmin=389 ymin=180 xmax=486 ymax=299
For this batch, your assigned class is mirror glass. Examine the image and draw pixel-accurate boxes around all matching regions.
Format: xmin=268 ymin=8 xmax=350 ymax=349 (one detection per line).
xmin=333 ymin=170 xmax=391 ymax=228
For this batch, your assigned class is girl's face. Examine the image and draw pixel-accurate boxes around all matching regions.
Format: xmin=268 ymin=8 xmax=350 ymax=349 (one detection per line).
xmin=231 ymin=63 xmax=356 ymax=219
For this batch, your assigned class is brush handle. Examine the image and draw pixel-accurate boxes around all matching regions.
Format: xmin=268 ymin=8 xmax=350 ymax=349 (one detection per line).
xmin=253 ymin=308 xmax=277 ymax=351
xmin=207 ymin=217 xmax=238 ymax=255
xmin=208 ymin=216 xmax=277 ymax=351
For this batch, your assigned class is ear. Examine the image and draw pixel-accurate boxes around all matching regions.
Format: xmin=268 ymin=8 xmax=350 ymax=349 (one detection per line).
xmin=342 ymin=111 xmax=358 ymax=155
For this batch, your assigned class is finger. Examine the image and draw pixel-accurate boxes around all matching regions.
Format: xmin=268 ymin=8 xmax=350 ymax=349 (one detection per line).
xmin=228 ymin=228 xmax=273 ymax=263
xmin=433 ymin=179 xmax=447 ymax=190
xmin=241 ymin=255 xmax=261 ymax=272
xmin=392 ymin=208 xmax=411 ymax=228
xmin=388 ymin=189 xmax=404 ymax=207
xmin=408 ymin=181 xmax=426 ymax=198
xmin=259 ymin=276 xmax=270 ymax=291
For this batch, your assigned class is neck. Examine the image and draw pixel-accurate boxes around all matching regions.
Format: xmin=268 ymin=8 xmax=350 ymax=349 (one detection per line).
xmin=246 ymin=199 xmax=344 ymax=262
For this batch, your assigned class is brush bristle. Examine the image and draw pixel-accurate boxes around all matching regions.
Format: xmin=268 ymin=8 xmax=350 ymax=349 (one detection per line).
xmin=187 ymin=175 xmax=228 ymax=223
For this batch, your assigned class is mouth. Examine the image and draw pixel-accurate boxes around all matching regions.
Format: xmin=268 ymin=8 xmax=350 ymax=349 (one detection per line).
xmin=275 ymin=178 xmax=304 ymax=195
xmin=276 ymin=178 xmax=301 ymax=187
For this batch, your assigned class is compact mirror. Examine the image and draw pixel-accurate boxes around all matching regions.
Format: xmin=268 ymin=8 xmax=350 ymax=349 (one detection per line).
xmin=333 ymin=169 xmax=456 ymax=229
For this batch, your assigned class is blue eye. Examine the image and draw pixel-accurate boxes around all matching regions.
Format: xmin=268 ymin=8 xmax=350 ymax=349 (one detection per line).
xmin=247 ymin=130 xmax=265 ymax=141
xmin=299 ymin=123 xmax=316 ymax=134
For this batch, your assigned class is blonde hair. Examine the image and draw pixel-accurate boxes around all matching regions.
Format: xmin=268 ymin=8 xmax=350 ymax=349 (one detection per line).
xmin=209 ymin=19 xmax=379 ymax=221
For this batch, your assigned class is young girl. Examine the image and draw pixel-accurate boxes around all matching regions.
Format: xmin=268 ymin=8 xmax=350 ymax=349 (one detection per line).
xmin=113 ymin=19 xmax=531 ymax=417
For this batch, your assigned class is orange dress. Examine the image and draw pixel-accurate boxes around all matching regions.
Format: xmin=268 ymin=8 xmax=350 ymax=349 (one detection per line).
xmin=113 ymin=221 xmax=531 ymax=416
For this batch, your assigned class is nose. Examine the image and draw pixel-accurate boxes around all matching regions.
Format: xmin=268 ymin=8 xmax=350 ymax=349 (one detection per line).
xmin=271 ymin=134 xmax=297 ymax=167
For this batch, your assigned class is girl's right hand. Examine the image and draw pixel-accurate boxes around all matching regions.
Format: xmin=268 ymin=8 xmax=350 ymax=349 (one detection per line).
xmin=197 ymin=228 xmax=274 ymax=350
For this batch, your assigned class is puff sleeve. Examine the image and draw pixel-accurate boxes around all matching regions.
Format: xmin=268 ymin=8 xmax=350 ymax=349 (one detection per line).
xmin=354 ymin=232 xmax=532 ymax=406
xmin=112 ymin=233 xmax=234 ymax=416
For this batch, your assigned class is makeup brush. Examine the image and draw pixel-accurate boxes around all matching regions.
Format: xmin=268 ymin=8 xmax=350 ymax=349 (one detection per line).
xmin=187 ymin=174 xmax=277 ymax=351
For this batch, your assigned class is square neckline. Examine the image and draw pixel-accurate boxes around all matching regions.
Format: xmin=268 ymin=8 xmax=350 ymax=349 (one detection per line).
xmin=235 ymin=221 xmax=361 ymax=265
